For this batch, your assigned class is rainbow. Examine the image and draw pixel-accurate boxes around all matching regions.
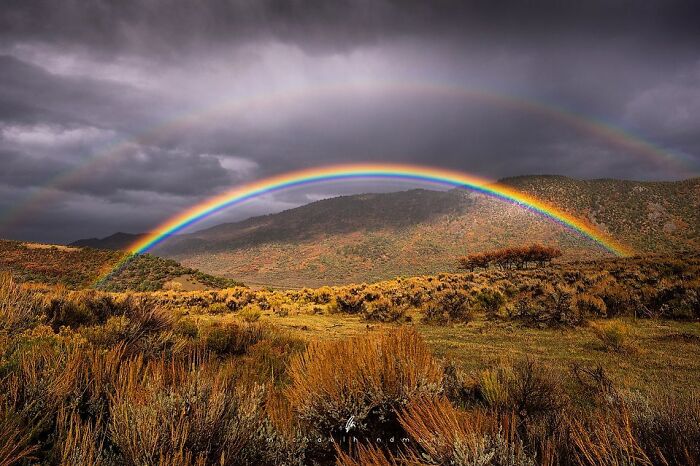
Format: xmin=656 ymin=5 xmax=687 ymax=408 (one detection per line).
xmin=2 ymin=81 xmax=696 ymax=235
xmin=97 ymin=163 xmax=633 ymax=286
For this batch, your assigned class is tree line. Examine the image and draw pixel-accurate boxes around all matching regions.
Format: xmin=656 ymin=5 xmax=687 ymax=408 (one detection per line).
xmin=458 ymin=244 xmax=563 ymax=271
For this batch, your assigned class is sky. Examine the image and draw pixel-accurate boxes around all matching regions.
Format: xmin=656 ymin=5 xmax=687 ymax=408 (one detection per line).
xmin=1 ymin=0 xmax=699 ymax=243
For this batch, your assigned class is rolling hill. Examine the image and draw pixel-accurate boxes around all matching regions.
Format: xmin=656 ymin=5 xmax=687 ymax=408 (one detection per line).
xmin=75 ymin=175 xmax=700 ymax=288
xmin=70 ymin=232 xmax=148 ymax=251
xmin=0 ymin=239 xmax=243 ymax=291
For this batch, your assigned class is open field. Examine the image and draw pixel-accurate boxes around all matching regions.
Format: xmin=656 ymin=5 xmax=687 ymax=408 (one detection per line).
xmin=216 ymin=312 xmax=700 ymax=398
xmin=1 ymin=251 xmax=698 ymax=465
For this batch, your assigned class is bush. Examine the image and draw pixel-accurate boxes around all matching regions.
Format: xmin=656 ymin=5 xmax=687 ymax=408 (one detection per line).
xmin=574 ymin=293 xmax=607 ymax=317
xmin=174 ymin=317 xmax=198 ymax=339
xmin=108 ymin=360 xmax=270 ymax=465
xmin=654 ymin=281 xmax=700 ymax=320
xmin=422 ymin=289 xmax=474 ymax=325
xmin=41 ymin=289 xmax=124 ymax=330
xmin=473 ymin=288 xmax=506 ymax=316
xmin=478 ymin=358 xmax=564 ymax=420
xmin=362 ymin=297 xmax=408 ymax=323
xmin=595 ymin=281 xmax=636 ymax=317
xmin=202 ymin=322 xmax=266 ymax=356
xmin=241 ymin=305 xmax=262 ymax=323
xmin=511 ymin=284 xmax=586 ymax=327
xmin=284 ymin=327 xmax=442 ymax=458
xmin=392 ymin=397 xmax=535 ymax=466
xmin=591 ymin=321 xmax=632 ymax=353
xmin=208 ymin=302 xmax=229 ymax=315
xmin=330 ymin=290 xmax=365 ymax=314
xmin=0 ymin=273 xmax=41 ymax=335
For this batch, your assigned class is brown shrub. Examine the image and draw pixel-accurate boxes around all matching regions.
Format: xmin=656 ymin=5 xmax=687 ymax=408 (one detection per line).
xmin=0 ymin=273 xmax=42 ymax=335
xmin=201 ymin=322 xmax=267 ymax=356
xmin=53 ymin=408 xmax=105 ymax=466
xmin=284 ymin=327 xmax=442 ymax=449
xmin=421 ymin=289 xmax=474 ymax=325
xmin=108 ymin=357 xmax=270 ymax=465
xmin=362 ymin=297 xmax=408 ymax=323
xmin=591 ymin=321 xmax=633 ymax=353
xmin=397 ymin=397 xmax=533 ymax=465
xmin=0 ymin=401 xmax=39 ymax=466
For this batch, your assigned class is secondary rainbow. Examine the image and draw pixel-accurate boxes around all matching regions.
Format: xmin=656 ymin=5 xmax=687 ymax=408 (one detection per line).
xmin=128 ymin=163 xmax=632 ymax=256
xmin=3 ymin=81 xmax=696 ymax=236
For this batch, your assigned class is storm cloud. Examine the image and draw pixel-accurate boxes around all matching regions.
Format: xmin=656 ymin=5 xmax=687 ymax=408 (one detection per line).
xmin=1 ymin=0 xmax=699 ymax=243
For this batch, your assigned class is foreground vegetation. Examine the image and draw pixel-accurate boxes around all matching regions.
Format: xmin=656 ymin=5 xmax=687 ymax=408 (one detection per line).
xmin=0 ymin=252 xmax=698 ymax=464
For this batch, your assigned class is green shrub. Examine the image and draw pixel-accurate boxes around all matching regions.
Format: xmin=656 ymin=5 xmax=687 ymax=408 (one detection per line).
xmin=478 ymin=358 xmax=563 ymax=419
xmin=174 ymin=317 xmax=199 ymax=339
xmin=208 ymin=302 xmax=229 ymax=315
xmin=473 ymin=288 xmax=506 ymax=316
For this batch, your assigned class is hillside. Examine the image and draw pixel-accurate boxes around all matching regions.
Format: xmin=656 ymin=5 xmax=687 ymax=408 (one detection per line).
xmin=69 ymin=232 xmax=147 ymax=250
xmin=77 ymin=176 xmax=700 ymax=288
xmin=0 ymin=239 xmax=243 ymax=291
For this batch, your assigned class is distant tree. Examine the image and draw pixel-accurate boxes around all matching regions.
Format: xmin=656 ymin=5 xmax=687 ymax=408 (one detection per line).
xmin=458 ymin=244 xmax=562 ymax=272
xmin=457 ymin=253 xmax=490 ymax=272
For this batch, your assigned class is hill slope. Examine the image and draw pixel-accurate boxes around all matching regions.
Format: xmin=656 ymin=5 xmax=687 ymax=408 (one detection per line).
xmin=77 ymin=176 xmax=700 ymax=288
xmin=70 ymin=232 xmax=147 ymax=250
xmin=0 ymin=240 xmax=243 ymax=291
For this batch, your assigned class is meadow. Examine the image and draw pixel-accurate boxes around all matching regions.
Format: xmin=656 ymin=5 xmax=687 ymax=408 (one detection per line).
xmin=0 ymin=252 xmax=699 ymax=465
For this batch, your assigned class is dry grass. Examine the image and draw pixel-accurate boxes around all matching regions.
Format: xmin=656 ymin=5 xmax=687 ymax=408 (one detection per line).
xmin=285 ymin=327 xmax=442 ymax=440
xmin=0 ymin=254 xmax=699 ymax=464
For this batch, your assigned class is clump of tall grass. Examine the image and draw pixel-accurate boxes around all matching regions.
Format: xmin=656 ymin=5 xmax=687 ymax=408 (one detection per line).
xmin=591 ymin=321 xmax=633 ymax=353
xmin=285 ymin=327 xmax=442 ymax=447
xmin=201 ymin=321 xmax=267 ymax=356
xmin=0 ymin=273 xmax=41 ymax=335
xmin=108 ymin=357 xmax=272 ymax=465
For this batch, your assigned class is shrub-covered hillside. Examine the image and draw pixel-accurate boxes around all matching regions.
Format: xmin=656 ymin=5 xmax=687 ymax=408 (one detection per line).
xmin=0 ymin=240 xmax=243 ymax=291
xmin=129 ymin=176 xmax=700 ymax=287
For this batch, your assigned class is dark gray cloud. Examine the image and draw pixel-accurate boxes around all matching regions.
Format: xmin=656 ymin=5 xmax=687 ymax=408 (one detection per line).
xmin=0 ymin=0 xmax=699 ymax=243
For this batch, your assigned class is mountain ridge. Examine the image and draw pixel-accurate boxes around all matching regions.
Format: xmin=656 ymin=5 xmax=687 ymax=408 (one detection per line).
xmin=70 ymin=175 xmax=700 ymax=287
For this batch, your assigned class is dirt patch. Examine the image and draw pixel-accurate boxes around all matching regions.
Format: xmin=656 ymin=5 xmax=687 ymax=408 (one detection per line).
xmin=164 ymin=274 xmax=209 ymax=291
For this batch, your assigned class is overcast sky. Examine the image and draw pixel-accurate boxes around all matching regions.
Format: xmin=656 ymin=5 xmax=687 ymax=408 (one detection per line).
xmin=1 ymin=0 xmax=699 ymax=243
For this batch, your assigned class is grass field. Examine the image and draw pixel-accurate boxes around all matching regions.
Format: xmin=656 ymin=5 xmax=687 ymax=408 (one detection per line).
xmin=205 ymin=308 xmax=700 ymax=398
xmin=1 ymin=252 xmax=699 ymax=465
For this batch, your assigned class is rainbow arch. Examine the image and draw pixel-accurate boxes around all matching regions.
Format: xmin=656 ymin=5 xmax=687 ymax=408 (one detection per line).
xmin=95 ymin=163 xmax=633 ymax=285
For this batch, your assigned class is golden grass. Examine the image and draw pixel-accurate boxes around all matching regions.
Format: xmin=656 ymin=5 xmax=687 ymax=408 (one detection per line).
xmin=1 ymin=255 xmax=699 ymax=464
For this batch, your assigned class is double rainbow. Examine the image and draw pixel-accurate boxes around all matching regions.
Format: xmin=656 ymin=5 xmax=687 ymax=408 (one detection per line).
xmin=95 ymin=163 xmax=634 ymax=284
